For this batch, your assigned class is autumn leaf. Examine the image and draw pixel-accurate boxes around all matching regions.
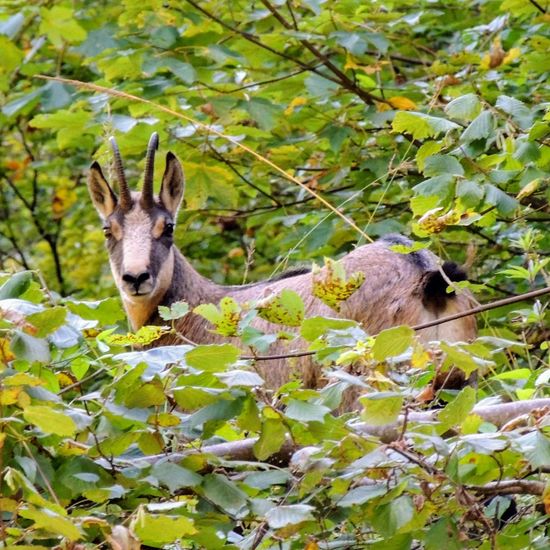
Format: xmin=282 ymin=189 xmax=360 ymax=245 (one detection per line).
xmin=312 ymin=258 xmax=365 ymax=311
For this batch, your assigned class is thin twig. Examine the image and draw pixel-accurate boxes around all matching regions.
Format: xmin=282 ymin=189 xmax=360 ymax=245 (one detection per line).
xmin=527 ymin=0 xmax=546 ymax=14
xmin=181 ymin=0 xmax=338 ymax=83
xmin=259 ymin=0 xmax=384 ymax=105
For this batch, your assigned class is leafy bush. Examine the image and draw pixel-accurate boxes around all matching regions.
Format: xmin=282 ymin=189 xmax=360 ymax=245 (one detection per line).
xmin=0 ymin=0 xmax=549 ymax=548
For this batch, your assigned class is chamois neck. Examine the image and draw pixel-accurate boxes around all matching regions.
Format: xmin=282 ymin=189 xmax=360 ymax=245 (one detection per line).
xmin=159 ymin=248 xmax=227 ymax=309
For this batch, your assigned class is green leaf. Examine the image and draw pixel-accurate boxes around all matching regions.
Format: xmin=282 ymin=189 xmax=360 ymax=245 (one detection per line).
xmin=0 ymin=271 xmax=32 ymax=299
xmin=337 ymin=484 xmax=387 ymax=507
xmin=194 ymin=297 xmax=241 ymax=336
xmin=392 ymin=112 xmax=460 ymax=140
xmin=516 ymin=431 xmax=550 ymax=469
xmin=257 ymin=289 xmax=304 ymax=327
xmin=373 ymin=496 xmax=414 ymax=537
xmin=438 ymin=386 xmax=476 ymax=429
xmin=125 ymin=380 xmax=166 ymax=408
xmin=440 ymin=343 xmax=481 ymax=377
xmin=202 ymin=473 xmax=248 ymax=516
xmin=285 ymin=399 xmax=330 ymax=422
xmin=30 ymin=110 xmax=92 ymax=149
xmin=244 ymin=470 xmax=291 ymax=490
xmin=39 ymin=6 xmax=87 ymax=46
xmin=445 ymin=93 xmax=481 ymax=121
xmin=132 ymin=513 xmax=197 ymax=545
xmin=456 ymin=180 xmax=484 ymax=208
xmin=496 ymin=95 xmax=532 ymax=130
xmin=26 ymin=307 xmax=66 ymax=338
xmin=413 ymin=175 xmax=455 ymax=205
xmin=217 ymin=369 xmax=264 ymax=387
xmin=372 ymin=326 xmax=414 ymax=361
xmin=484 ymin=184 xmax=518 ymax=215
xmin=95 ymin=432 xmax=139 ymax=456
xmin=253 ymin=417 xmax=286 ymax=460
xmin=424 ymin=155 xmax=464 ymax=177
xmin=23 ymin=405 xmax=77 ymax=437
xmin=244 ymin=98 xmax=282 ymax=131
xmin=158 ymin=301 xmax=189 ymax=321
xmin=187 ymin=396 xmax=243 ymax=429
xmin=301 ymin=317 xmax=357 ymax=342
xmin=66 ymin=297 xmax=125 ymax=324
xmin=185 ymin=344 xmax=240 ymax=372
xmin=460 ymin=111 xmax=494 ymax=143
xmin=265 ymin=504 xmax=315 ymax=528
xmin=19 ymin=506 xmax=82 ymax=541
xmin=416 ymin=141 xmax=443 ymax=172
xmin=10 ymin=331 xmax=50 ymax=363
xmin=0 ymin=36 xmax=23 ymax=73
xmin=151 ymin=26 xmax=179 ymax=49
xmin=360 ymin=393 xmax=403 ymax=426
xmin=151 ymin=462 xmax=202 ymax=491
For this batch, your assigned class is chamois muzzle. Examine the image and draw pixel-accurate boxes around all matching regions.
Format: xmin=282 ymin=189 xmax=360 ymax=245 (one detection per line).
xmin=122 ymin=270 xmax=153 ymax=296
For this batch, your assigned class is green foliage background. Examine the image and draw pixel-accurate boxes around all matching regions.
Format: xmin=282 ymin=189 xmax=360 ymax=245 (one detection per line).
xmin=0 ymin=0 xmax=549 ymax=548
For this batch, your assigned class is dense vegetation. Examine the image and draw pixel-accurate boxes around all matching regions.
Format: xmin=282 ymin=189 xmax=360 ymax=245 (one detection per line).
xmin=0 ymin=0 xmax=549 ymax=548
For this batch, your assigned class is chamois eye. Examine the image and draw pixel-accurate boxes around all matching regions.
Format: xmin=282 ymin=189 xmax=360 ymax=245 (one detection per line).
xmin=164 ymin=223 xmax=174 ymax=236
xmin=102 ymin=227 xmax=112 ymax=238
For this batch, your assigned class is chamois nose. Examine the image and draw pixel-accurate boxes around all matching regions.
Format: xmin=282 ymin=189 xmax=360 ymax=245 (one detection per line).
xmin=122 ymin=271 xmax=151 ymax=292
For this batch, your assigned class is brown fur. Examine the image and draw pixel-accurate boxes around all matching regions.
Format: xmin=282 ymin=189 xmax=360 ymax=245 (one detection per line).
xmin=88 ymin=136 xmax=477 ymax=412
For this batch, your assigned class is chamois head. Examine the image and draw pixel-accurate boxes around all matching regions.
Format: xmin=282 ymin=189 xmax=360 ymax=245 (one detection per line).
xmin=87 ymin=133 xmax=184 ymax=322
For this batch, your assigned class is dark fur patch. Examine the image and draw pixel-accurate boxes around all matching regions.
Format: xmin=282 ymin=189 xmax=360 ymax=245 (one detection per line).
xmin=381 ymin=233 xmax=432 ymax=270
xmin=422 ymin=261 xmax=468 ymax=311
xmin=269 ymin=267 xmax=311 ymax=282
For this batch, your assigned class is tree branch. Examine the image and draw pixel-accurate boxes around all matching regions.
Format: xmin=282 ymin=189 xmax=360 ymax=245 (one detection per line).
xmin=527 ymin=0 xmax=546 ymax=14
xmin=259 ymin=0 xmax=384 ymax=105
xmin=181 ymin=0 xmax=339 ymax=84
xmin=117 ymin=398 xmax=550 ymax=466
xmin=468 ymin=480 xmax=545 ymax=496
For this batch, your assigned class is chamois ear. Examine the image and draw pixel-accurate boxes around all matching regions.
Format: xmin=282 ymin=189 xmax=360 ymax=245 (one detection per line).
xmin=159 ymin=152 xmax=184 ymax=217
xmin=88 ymin=162 xmax=117 ymax=219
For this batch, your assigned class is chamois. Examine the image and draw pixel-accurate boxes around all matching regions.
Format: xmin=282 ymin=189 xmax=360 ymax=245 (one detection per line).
xmin=88 ymin=133 xmax=476 ymax=408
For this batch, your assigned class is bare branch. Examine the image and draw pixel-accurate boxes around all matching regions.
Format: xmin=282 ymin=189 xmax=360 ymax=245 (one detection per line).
xmin=259 ymin=0 xmax=384 ymax=105
xmin=467 ymin=480 xmax=545 ymax=496
xmin=118 ymin=398 xmax=550 ymax=466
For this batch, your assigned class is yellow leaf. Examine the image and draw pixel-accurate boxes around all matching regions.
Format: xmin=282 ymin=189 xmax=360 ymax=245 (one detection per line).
xmin=517 ymin=178 xmax=539 ymax=200
xmin=417 ymin=207 xmax=462 ymax=234
xmin=480 ymin=53 xmax=491 ymax=70
xmin=376 ymin=101 xmax=392 ymax=112
xmin=312 ymin=258 xmax=365 ymax=311
xmin=284 ymin=96 xmax=307 ymax=115
xmin=0 ymin=337 xmax=15 ymax=362
xmin=344 ymin=53 xmax=359 ymax=71
xmin=542 ymin=482 xmax=550 ymax=514
xmin=0 ymin=387 xmax=21 ymax=405
xmin=389 ymin=96 xmax=417 ymax=110
xmin=503 ymin=47 xmax=521 ymax=65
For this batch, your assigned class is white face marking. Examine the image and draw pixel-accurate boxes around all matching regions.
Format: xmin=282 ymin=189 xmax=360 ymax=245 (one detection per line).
xmin=123 ymin=248 xmax=175 ymax=330
xmin=122 ymin=205 xmax=152 ymax=278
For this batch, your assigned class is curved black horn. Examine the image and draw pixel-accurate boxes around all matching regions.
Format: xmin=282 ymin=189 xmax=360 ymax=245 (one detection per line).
xmin=141 ymin=132 xmax=159 ymax=208
xmin=109 ymin=137 xmax=132 ymax=210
